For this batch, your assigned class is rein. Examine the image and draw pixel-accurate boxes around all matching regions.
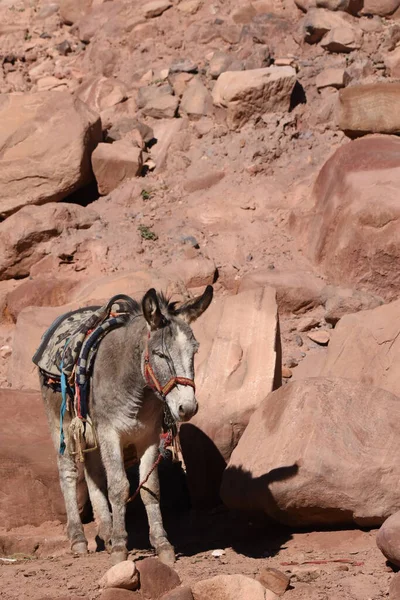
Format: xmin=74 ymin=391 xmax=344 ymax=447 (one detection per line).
xmin=143 ymin=333 xmax=195 ymax=400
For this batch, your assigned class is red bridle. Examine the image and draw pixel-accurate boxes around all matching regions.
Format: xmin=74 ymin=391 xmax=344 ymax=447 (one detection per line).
xmin=143 ymin=334 xmax=195 ymax=399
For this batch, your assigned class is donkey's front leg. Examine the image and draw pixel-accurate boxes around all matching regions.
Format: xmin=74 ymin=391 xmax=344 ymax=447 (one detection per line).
xmin=98 ymin=427 xmax=130 ymax=564
xmin=139 ymin=443 xmax=175 ymax=566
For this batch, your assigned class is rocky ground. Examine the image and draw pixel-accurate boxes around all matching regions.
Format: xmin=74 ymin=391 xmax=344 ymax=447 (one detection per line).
xmin=2 ymin=0 xmax=400 ymax=598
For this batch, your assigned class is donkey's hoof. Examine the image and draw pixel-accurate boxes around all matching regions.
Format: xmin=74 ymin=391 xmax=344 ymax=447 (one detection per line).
xmin=71 ymin=541 xmax=88 ymax=555
xmin=157 ymin=543 xmax=175 ymax=566
xmin=110 ymin=549 xmax=128 ymax=565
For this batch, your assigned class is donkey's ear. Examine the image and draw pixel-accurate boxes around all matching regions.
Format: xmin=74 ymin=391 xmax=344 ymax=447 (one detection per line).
xmin=175 ymin=285 xmax=213 ymax=324
xmin=142 ymin=289 xmax=163 ymax=330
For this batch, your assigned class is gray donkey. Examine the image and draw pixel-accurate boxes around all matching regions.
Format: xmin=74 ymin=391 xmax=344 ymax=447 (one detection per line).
xmin=40 ymin=285 xmax=213 ymax=565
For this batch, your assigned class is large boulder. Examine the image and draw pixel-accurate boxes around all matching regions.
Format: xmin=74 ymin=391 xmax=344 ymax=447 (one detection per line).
xmin=0 ymin=92 xmax=102 ymax=218
xmin=338 ymin=83 xmax=400 ymax=137
xmin=212 ymin=66 xmax=296 ymax=129
xmin=290 ymin=135 xmax=400 ymax=300
xmin=0 ymin=203 xmax=97 ymax=280
xmin=221 ymin=377 xmax=400 ymax=526
xmin=377 ymin=511 xmax=400 ymax=567
xmin=311 ymin=299 xmax=400 ymax=397
xmin=181 ymin=286 xmax=280 ymax=508
xmin=0 ymin=389 xmax=68 ymax=528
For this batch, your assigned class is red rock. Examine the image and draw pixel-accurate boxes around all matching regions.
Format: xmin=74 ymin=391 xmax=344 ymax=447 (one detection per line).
xmin=0 ymin=389 xmax=66 ymax=528
xmin=99 ymin=561 xmax=139 ymax=590
xmin=76 ymin=76 xmax=127 ymax=113
xmin=0 ymin=203 xmax=97 ymax=280
xmin=361 ymin=0 xmax=400 ymax=14
xmin=99 ymin=590 xmax=138 ymax=600
xmin=377 ymin=511 xmax=400 ymax=567
xmin=59 ymin=0 xmax=92 ymax=24
xmin=221 ymin=377 xmax=400 ymax=526
xmin=192 ymin=575 xmax=268 ymax=600
xmin=212 ymin=66 xmax=296 ymax=129
xmin=323 ymin=285 xmax=383 ymax=325
xmin=181 ymin=287 xmax=280 ymax=508
xmin=307 ymin=330 xmax=330 ymax=345
xmin=316 ymin=68 xmax=350 ymax=89
xmin=160 ymin=587 xmax=194 ymax=600
xmin=180 ymin=78 xmax=213 ymax=119
xmin=142 ymin=94 xmax=179 ymax=119
xmin=92 ymin=141 xmax=143 ymax=195
xmin=320 ymin=25 xmax=362 ymax=53
xmin=142 ymin=0 xmax=172 ymax=18
xmin=0 ymin=92 xmax=102 ymax=218
xmin=257 ymin=568 xmax=290 ymax=595
xmin=303 ymin=8 xmax=354 ymax=44
xmin=5 ymin=277 xmax=80 ymax=323
xmin=239 ymin=269 xmax=325 ymax=314
xmin=390 ymin=573 xmax=400 ymax=599
xmin=137 ymin=558 xmax=181 ymax=600
xmin=339 ymin=83 xmax=400 ymax=136
xmin=291 ymin=135 xmax=400 ymax=299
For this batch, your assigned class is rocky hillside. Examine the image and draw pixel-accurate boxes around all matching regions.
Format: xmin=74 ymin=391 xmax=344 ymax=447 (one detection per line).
xmin=2 ymin=0 xmax=400 ymax=598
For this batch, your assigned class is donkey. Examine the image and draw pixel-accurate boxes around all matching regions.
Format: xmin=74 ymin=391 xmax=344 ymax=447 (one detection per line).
xmin=39 ymin=285 xmax=213 ymax=565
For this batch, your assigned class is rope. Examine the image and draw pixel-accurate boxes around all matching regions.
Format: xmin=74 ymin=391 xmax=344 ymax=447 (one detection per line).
xmin=126 ymin=431 xmax=173 ymax=504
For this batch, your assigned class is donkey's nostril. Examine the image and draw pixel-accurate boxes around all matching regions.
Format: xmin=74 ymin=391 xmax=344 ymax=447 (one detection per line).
xmin=178 ymin=405 xmax=185 ymax=416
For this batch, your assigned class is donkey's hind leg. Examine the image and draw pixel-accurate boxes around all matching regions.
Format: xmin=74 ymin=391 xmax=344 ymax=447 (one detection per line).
xmin=139 ymin=442 xmax=175 ymax=566
xmin=58 ymin=452 xmax=88 ymax=554
xmin=84 ymin=450 xmax=112 ymax=552
xmin=40 ymin=380 xmax=88 ymax=554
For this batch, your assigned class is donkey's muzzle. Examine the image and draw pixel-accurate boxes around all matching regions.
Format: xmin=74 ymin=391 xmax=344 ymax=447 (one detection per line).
xmin=178 ymin=397 xmax=198 ymax=421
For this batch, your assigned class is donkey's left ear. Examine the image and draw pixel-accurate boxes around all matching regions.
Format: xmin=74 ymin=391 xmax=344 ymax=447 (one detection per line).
xmin=174 ymin=285 xmax=213 ymax=324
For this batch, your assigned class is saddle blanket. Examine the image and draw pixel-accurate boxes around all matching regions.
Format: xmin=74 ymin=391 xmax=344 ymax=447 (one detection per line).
xmin=32 ymin=294 xmax=138 ymax=382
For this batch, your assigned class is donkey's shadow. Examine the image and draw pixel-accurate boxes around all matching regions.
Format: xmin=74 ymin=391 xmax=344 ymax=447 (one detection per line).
xmin=123 ymin=426 xmax=297 ymax=560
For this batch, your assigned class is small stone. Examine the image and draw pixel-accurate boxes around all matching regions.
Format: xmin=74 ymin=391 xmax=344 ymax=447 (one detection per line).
xmin=143 ymin=0 xmax=172 ymax=18
xmin=282 ymin=366 xmax=292 ymax=378
xmin=137 ymin=557 xmax=181 ymax=600
xmin=177 ymin=0 xmax=201 ymax=13
xmin=180 ymin=78 xmax=213 ymax=119
xmin=91 ymin=141 xmax=143 ymax=195
xmin=297 ymin=317 xmax=320 ymax=332
xmin=209 ymin=51 xmax=233 ymax=79
xmin=257 ymin=567 xmax=290 ymax=596
xmin=295 ymin=335 xmax=303 ymax=347
xmin=170 ymin=59 xmax=198 ymax=74
xmin=321 ymin=26 xmax=362 ymax=53
xmin=142 ymin=95 xmax=179 ymax=119
xmin=286 ymin=357 xmax=298 ymax=368
xmin=211 ymin=549 xmax=225 ymax=557
xmin=55 ymin=40 xmax=72 ymax=56
xmin=307 ymin=330 xmax=330 ymax=345
xmin=316 ymin=68 xmax=350 ymax=90
xmin=99 ymin=560 xmax=139 ymax=591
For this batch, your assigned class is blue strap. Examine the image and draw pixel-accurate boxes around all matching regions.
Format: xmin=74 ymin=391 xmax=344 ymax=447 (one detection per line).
xmin=59 ymin=368 xmax=67 ymax=455
xmin=59 ymin=340 xmax=70 ymax=455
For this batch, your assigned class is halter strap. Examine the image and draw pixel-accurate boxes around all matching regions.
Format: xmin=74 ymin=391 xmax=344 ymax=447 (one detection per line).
xmin=143 ymin=334 xmax=195 ymax=399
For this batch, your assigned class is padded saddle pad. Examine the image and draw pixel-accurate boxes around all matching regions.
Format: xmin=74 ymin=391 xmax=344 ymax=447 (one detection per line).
xmin=32 ymin=295 xmax=138 ymax=380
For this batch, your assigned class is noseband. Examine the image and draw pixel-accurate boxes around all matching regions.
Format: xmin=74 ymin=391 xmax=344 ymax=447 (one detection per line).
xmin=143 ymin=333 xmax=195 ymax=400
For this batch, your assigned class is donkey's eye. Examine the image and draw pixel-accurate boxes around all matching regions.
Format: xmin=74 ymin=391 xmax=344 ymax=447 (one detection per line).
xmin=152 ymin=350 xmax=168 ymax=359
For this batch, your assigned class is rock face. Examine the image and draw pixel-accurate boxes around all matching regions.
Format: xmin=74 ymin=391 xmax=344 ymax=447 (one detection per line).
xmin=338 ymin=83 xmax=400 ymax=137
xmin=212 ymin=67 xmax=297 ymax=129
xmin=290 ymin=135 xmax=400 ymax=299
xmin=377 ymin=511 xmax=400 ymax=567
xmin=317 ymin=299 xmax=400 ymax=398
xmin=320 ymin=25 xmax=362 ymax=52
xmin=0 ymin=203 xmax=97 ymax=280
xmin=192 ymin=574 xmax=268 ymax=600
xmin=221 ymin=377 xmax=400 ymax=526
xmin=0 ymin=389 xmax=66 ymax=528
xmin=0 ymin=92 xmax=102 ymax=218
xmin=91 ymin=141 xmax=143 ymax=195
xmin=181 ymin=287 xmax=280 ymax=508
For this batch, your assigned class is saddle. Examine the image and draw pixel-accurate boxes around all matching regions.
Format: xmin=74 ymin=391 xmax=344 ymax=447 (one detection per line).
xmin=32 ymin=294 xmax=138 ymax=458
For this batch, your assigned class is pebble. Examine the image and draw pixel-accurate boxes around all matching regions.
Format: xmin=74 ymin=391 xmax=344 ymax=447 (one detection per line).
xmin=307 ymin=330 xmax=330 ymax=346
xmin=211 ymin=549 xmax=226 ymax=557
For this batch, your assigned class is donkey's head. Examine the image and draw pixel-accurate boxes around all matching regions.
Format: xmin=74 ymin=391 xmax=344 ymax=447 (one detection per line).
xmin=141 ymin=285 xmax=213 ymax=422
